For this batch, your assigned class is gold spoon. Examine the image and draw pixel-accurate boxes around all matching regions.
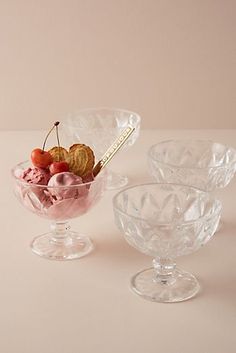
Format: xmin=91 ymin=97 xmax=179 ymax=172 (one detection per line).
xmin=93 ymin=126 xmax=135 ymax=177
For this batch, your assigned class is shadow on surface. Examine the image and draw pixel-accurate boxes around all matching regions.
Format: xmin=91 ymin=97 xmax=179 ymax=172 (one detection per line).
xmin=200 ymin=271 xmax=236 ymax=308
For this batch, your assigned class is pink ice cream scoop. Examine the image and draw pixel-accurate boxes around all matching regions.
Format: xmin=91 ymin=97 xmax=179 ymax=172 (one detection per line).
xmin=47 ymin=197 xmax=91 ymax=220
xmin=48 ymin=172 xmax=88 ymax=200
xmin=45 ymin=172 xmax=91 ymax=220
xmin=13 ymin=162 xmax=101 ymax=223
xmin=19 ymin=167 xmax=52 ymax=212
xmin=21 ymin=167 xmax=50 ymax=185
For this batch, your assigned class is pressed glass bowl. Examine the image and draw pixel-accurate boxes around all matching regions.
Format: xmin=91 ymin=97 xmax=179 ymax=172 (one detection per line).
xmin=113 ymin=183 xmax=221 ymax=303
xmin=12 ymin=161 xmax=106 ymax=260
xmin=148 ymin=140 xmax=236 ymax=192
xmin=62 ymin=107 xmax=141 ymax=189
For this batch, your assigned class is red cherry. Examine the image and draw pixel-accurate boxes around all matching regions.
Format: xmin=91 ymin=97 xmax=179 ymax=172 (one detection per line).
xmin=31 ymin=122 xmax=60 ymax=169
xmin=49 ymin=161 xmax=69 ymax=175
xmin=31 ymin=148 xmax=53 ymax=168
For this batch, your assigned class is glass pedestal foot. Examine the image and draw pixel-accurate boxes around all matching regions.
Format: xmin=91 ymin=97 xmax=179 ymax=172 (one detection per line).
xmin=106 ymin=169 xmax=128 ymax=190
xmin=31 ymin=229 xmax=94 ymax=260
xmin=131 ymin=267 xmax=200 ymax=303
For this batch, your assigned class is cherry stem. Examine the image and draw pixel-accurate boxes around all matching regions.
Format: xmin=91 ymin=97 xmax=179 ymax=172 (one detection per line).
xmin=42 ymin=121 xmax=60 ymax=151
xmin=55 ymin=123 xmax=61 ymax=161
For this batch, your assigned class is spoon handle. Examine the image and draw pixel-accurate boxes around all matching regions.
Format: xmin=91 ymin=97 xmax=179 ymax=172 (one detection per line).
xmin=93 ymin=126 xmax=135 ymax=177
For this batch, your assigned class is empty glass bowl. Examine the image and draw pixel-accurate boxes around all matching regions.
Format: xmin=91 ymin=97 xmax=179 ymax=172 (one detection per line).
xmin=113 ymin=183 xmax=221 ymax=302
xmin=12 ymin=161 xmax=106 ymax=260
xmin=148 ymin=140 xmax=236 ymax=192
xmin=62 ymin=108 xmax=141 ymax=189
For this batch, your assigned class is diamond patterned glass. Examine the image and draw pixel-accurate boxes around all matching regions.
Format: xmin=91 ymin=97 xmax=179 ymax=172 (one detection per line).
xmin=113 ymin=183 xmax=221 ymax=302
xmin=148 ymin=140 xmax=236 ymax=192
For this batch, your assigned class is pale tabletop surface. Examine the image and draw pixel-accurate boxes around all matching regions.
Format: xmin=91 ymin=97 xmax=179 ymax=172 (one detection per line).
xmin=1 ymin=129 xmax=236 ymax=353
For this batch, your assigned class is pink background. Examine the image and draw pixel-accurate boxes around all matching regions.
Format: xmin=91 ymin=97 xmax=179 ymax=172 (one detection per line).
xmin=0 ymin=0 xmax=235 ymax=130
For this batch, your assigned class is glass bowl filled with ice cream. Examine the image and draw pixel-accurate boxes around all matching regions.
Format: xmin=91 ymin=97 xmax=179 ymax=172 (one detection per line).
xmin=11 ymin=122 xmax=106 ymax=260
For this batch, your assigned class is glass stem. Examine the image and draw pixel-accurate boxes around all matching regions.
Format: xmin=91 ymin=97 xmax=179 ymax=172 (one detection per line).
xmin=153 ymin=258 xmax=176 ymax=285
xmin=50 ymin=222 xmax=70 ymax=243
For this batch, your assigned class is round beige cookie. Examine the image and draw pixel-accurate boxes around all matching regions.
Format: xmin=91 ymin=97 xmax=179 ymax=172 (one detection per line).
xmin=48 ymin=146 xmax=69 ymax=162
xmin=68 ymin=144 xmax=95 ymax=177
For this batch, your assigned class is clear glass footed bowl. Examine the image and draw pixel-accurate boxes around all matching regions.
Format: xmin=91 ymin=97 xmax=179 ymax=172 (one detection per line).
xmin=62 ymin=108 xmax=141 ymax=189
xmin=148 ymin=140 xmax=236 ymax=192
xmin=12 ymin=161 xmax=106 ymax=260
xmin=113 ymin=183 xmax=221 ymax=303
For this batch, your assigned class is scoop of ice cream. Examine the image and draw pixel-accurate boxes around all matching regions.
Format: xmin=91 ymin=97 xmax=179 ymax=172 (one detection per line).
xmin=21 ymin=186 xmax=53 ymax=212
xmin=48 ymin=172 xmax=83 ymax=187
xmin=21 ymin=167 xmax=50 ymax=185
xmin=47 ymin=197 xmax=91 ymax=220
xmin=15 ymin=167 xmax=104 ymax=221
xmin=47 ymin=172 xmax=88 ymax=200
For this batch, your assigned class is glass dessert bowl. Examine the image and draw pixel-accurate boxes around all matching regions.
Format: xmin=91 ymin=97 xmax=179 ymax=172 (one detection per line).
xmin=12 ymin=161 xmax=106 ymax=260
xmin=113 ymin=183 xmax=221 ymax=303
xmin=62 ymin=108 xmax=141 ymax=189
xmin=148 ymin=140 xmax=236 ymax=192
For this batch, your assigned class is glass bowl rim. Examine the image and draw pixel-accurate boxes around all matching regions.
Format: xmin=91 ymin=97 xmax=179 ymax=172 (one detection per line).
xmin=148 ymin=139 xmax=236 ymax=171
xmin=112 ymin=182 xmax=222 ymax=227
xmin=11 ymin=160 xmax=105 ymax=189
xmin=62 ymin=107 xmax=141 ymax=127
